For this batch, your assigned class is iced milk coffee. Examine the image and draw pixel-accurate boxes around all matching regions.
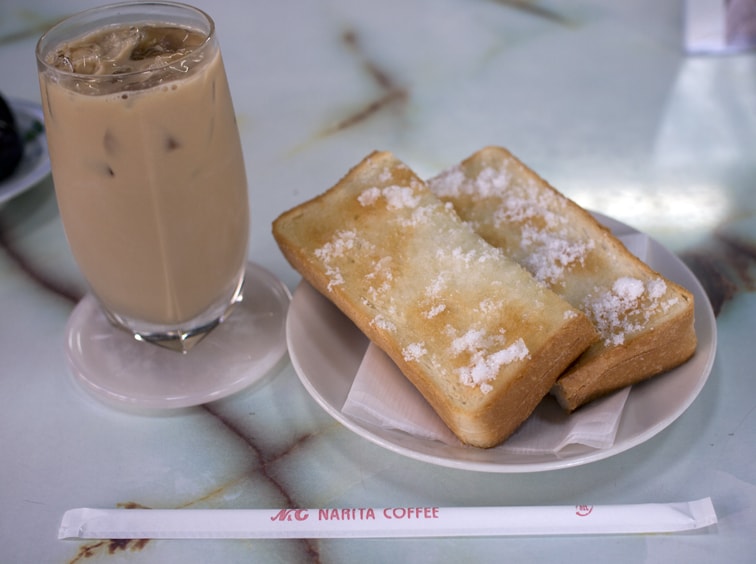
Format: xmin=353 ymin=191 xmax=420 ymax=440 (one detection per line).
xmin=36 ymin=8 xmax=249 ymax=340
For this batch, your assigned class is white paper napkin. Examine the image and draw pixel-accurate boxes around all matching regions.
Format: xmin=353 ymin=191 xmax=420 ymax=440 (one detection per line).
xmin=341 ymin=233 xmax=648 ymax=455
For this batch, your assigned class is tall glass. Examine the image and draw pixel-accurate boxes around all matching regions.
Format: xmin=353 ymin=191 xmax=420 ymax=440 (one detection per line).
xmin=35 ymin=2 xmax=289 ymax=408
xmin=37 ymin=2 xmax=248 ymax=350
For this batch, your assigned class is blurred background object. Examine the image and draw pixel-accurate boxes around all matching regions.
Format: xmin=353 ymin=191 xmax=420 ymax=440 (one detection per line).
xmin=686 ymin=0 xmax=756 ymax=54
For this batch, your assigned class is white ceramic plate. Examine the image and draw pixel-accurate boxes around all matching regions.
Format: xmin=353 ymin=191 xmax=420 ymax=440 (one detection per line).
xmin=286 ymin=213 xmax=717 ymax=473
xmin=0 ymin=98 xmax=50 ymax=205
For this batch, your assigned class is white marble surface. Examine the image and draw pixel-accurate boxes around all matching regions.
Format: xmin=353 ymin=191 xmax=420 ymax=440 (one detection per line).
xmin=1 ymin=1 xmax=755 ymax=562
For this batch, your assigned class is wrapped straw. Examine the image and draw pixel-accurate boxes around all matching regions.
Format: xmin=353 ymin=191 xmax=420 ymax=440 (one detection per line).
xmin=60 ymin=498 xmax=716 ymax=539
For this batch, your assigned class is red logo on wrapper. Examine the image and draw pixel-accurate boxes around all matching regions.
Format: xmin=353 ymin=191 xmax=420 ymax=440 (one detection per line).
xmin=270 ymin=509 xmax=310 ymax=522
xmin=575 ymin=505 xmax=594 ymax=517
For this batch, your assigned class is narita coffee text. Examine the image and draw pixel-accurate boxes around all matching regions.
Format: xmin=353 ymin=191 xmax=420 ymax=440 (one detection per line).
xmin=270 ymin=507 xmax=440 ymax=522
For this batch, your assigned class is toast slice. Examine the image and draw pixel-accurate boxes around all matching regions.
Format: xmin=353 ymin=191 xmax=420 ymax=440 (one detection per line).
xmin=273 ymin=151 xmax=597 ymax=447
xmin=428 ymin=146 xmax=697 ymax=412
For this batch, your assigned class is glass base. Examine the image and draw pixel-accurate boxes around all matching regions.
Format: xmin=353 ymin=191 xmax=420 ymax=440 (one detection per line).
xmin=64 ymin=262 xmax=291 ymax=410
xmin=103 ymin=268 xmax=246 ymax=354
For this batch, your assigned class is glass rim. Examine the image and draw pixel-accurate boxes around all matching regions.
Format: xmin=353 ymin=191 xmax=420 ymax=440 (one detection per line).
xmin=35 ymin=1 xmax=216 ymax=81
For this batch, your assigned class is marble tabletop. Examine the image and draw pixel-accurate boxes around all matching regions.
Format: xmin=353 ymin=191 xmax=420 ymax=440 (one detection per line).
xmin=1 ymin=0 xmax=755 ymax=562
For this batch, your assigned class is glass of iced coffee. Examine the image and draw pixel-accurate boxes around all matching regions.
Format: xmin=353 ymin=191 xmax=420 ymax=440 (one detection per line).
xmin=36 ymin=2 xmax=289 ymax=409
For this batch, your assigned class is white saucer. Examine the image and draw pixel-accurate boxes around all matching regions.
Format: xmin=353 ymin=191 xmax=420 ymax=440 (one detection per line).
xmin=65 ymin=262 xmax=291 ymax=410
xmin=0 ymin=98 xmax=50 ymax=205
xmin=286 ymin=213 xmax=718 ymax=473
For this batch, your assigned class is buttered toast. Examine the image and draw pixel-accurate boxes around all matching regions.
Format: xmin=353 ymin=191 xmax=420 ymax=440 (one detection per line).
xmin=273 ymin=151 xmax=597 ymax=447
xmin=428 ymin=146 xmax=697 ymax=412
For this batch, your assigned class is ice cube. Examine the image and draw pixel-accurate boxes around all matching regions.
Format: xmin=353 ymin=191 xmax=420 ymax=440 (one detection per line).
xmin=99 ymin=26 xmax=142 ymax=67
xmin=130 ymin=27 xmax=193 ymax=61
xmin=52 ymin=43 xmax=104 ymax=74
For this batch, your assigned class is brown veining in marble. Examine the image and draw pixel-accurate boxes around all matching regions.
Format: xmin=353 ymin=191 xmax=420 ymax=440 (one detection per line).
xmin=327 ymin=88 xmax=407 ymax=135
xmin=64 ymin=413 xmax=327 ymax=562
xmin=67 ymin=405 xmax=324 ymax=562
xmin=189 ymin=405 xmax=324 ymax=561
xmin=67 ymin=503 xmax=152 ymax=562
xmin=117 ymin=501 xmax=151 ymax=510
xmin=680 ymin=228 xmax=756 ymax=317
xmin=318 ymin=29 xmax=408 ymax=138
xmin=342 ymin=30 xmax=394 ymax=91
xmin=199 ymin=405 xmax=323 ymax=560
xmin=0 ymin=218 xmax=82 ymax=305
xmin=68 ymin=538 xmax=148 ymax=563
xmin=202 ymin=404 xmax=299 ymax=506
xmin=490 ymin=0 xmax=575 ymax=27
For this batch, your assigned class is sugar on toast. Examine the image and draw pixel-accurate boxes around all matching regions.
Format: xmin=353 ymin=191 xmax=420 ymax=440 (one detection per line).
xmin=273 ymin=151 xmax=597 ymax=447
xmin=428 ymin=146 xmax=697 ymax=412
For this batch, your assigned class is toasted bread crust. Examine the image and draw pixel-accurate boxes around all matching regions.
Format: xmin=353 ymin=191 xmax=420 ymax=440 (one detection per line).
xmin=429 ymin=146 xmax=697 ymax=412
xmin=552 ymin=299 xmax=696 ymax=410
xmin=273 ymin=151 xmax=597 ymax=447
